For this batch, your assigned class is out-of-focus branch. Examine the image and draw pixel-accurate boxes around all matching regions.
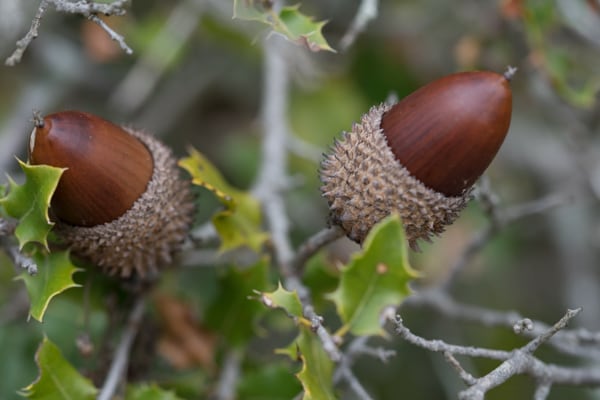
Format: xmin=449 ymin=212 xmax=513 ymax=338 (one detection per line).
xmin=442 ymin=190 xmax=569 ymax=290
xmin=109 ymin=0 xmax=205 ymax=114
xmin=339 ymin=0 xmax=379 ymax=51
xmin=212 ymin=348 xmax=243 ymax=400
xmin=97 ymin=296 xmax=146 ymax=400
xmin=5 ymin=0 xmax=131 ymax=66
xmin=252 ymin=27 xmax=341 ymax=362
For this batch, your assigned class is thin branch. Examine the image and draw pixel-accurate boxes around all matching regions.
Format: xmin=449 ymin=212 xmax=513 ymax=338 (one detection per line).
xmin=251 ymin=30 xmax=342 ymax=363
xmin=291 ymin=226 xmax=344 ymax=274
xmin=405 ymin=290 xmax=600 ymax=360
xmin=5 ymin=0 xmax=49 ymax=66
xmin=97 ymin=296 xmax=146 ymax=400
xmin=5 ymin=243 xmax=38 ymax=275
xmin=5 ymin=0 xmax=131 ymax=66
xmin=88 ymin=14 xmax=132 ymax=55
xmin=212 ymin=348 xmax=243 ymax=400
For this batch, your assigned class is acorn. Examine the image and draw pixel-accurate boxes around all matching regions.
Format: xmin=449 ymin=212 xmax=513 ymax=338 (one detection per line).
xmin=320 ymin=69 xmax=514 ymax=249
xmin=28 ymin=111 xmax=194 ymax=278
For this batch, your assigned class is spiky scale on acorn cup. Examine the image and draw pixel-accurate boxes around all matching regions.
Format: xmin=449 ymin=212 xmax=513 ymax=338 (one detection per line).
xmin=29 ymin=111 xmax=195 ymax=278
xmin=320 ymin=70 xmax=513 ymax=249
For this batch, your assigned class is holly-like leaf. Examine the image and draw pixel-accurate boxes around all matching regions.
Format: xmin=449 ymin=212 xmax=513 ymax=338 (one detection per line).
xmin=16 ymin=250 xmax=81 ymax=322
xmin=278 ymin=327 xmax=336 ymax=400
xmin=125 ymin=383 xmax=184 ymax=400
xmin=204 ymin=259 xmax=269 ymax=346
xmin=274 ymin=5 xmax=334 ymax=52
xmin=0 ymin=160 xmax=64 ymax=249
xmin=19 ymin=337 xmax=97 ymax=399
xmin=179 ymin=148 xmax=268 ymax=252
xmin=260 ymin=282 xmax=304 ymax=319
xmin=328 ymin=214 xmax=419 ymax=337
xmin=233 ymin=1 xmax=334 ymax=52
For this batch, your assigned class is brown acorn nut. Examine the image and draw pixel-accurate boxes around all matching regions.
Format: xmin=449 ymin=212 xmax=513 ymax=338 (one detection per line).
xmin=320 ymin=70 xmax=513 ymax=248
xmin=29 ymin=111 xmax=194 ymax=278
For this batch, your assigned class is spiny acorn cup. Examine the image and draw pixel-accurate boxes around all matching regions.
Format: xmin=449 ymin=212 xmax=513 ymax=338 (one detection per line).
xmin=28 ymin=111 xmax=195 ymax=278
xmin=320 ymin=70 xmax=513 ymax=249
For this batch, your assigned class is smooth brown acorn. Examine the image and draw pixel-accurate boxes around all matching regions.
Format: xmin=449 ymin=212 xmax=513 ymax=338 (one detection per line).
xmin=320 ymin=69 xmax=514 ymax=249
xmin=28 ymin=110 xmax=194 ymax=278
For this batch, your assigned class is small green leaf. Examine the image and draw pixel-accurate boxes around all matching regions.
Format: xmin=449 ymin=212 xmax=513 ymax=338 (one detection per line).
xmin=0 ymin=160 xmax=65 ymax=249
xmin=126 ymin=383 xmax=184 ymax=400
xmin=274 ymin=6 xmax=334 ymax=52
xmin=260 ymin=282 xmax=304 ymax=319
xmin=16 ymin=250 xmax=81 ymax=322
xmin=19 ymin=337 xmax=97 ymax=399
xmin=278 ymin=327 xmax=336 ymax=400
xmin=328 ymin=214 xmax=418 ymax=337
xmin=179 ymin=148 xmax=269 ymax=252
xmin=233 ymin=2 xmax=334 ymax=52
xmin=204 ymin=259 xmax=269 ymax=346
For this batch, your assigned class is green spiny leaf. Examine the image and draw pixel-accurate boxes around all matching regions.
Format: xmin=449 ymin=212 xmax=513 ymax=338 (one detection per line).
xmin=278 ymin=326 xmax=336 ymax=400
xmin=179 ymin=148 xmax=269 ymax=252
xmin=233 ymin=2 xmax=334 ymax=52
xmin=0 ymin=160 xmax=65 ymax=249
xmin=125 ymin=383 xmax=184 ymax=400
xmin=260 ymin=282 xmax=304 ymax=319
xmin=328 ymin=214 xmax=419 ymax=337
xmin=16 ymin=250 xmax=81 ymax=322
xmin=204 ymin=259 xmax=269 ymax=346
xmin=274 ymin=5 xmax=334 ymax=52
xmin=19 ymin=337 xmax=97 ymax=399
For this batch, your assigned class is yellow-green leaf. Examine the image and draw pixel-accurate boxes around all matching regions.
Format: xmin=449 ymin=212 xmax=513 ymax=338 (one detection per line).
xmin=179 ymin=148 xmax=268 ymax=252
xmin=19 ymin=337 xmax=97 ymax=399
xmin=260 ymin=282 xmax=304 ymax=319
xmin=278 ymin=327 xmax=336 ymax=400
xmin=16 ymin=250 xmax=81 ymax=322
xmin=274 ymin=5 xmax=334 ymax=52
xmin=233 ymin=2 xmax=334 ymax=52
xmin=0 ymin=160 xmax=65 ymax=249
xmin=328 ymin=214 xmax=419 ymax=337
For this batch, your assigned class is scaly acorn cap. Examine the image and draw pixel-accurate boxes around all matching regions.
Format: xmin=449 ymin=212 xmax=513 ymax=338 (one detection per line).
xmin=320 ymin=70 xmax=513 ymax=249
xmin=29 ymin=111 xmax=194 ymax=278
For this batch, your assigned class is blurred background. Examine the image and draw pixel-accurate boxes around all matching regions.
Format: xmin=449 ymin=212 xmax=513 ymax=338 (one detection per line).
xmin=1 ymin=0 xmax=599 ymax=399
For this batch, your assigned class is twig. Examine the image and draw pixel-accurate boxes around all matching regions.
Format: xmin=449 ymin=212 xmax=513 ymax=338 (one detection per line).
xmin=405 ymin=290 xmax=600 ymax=359
xmin=5 ymin=0 xmax=131 ymax=66
xmin=339 ymin=0 xmax=379 ymax=51
xmin=5 ymin=0 xmax=49 ymax=66
xmin=97 ymin=296 xmax=146 ymax=400
xmin=6 ymin=244 xmax=38 ymax=275
xmin=88 ymin=14 xmax=132 ymax=55
xmin=390 ymin=308 xmax=600 ymax=399
xmin=291 ymin=226 xmax=345 ymax=274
